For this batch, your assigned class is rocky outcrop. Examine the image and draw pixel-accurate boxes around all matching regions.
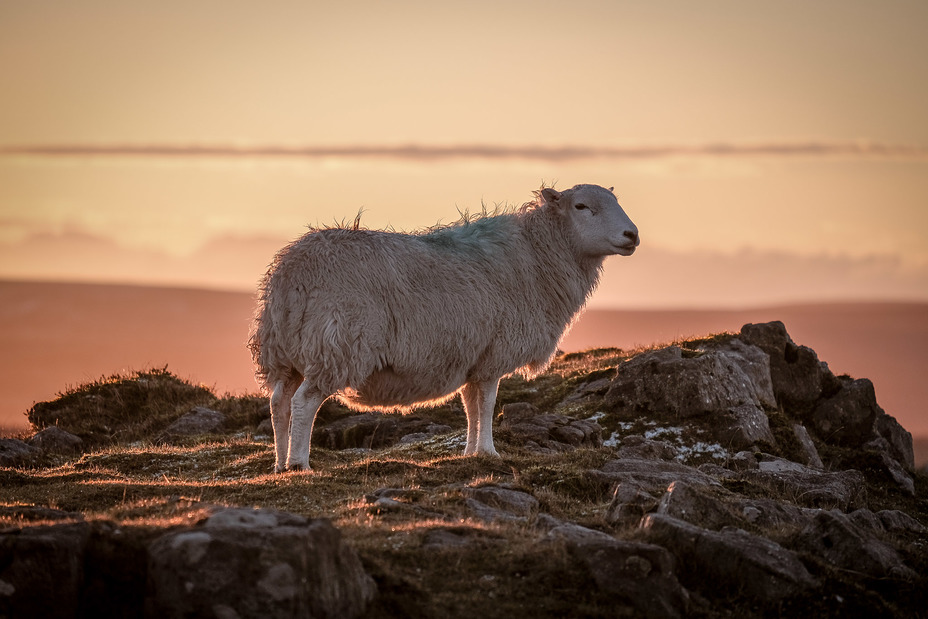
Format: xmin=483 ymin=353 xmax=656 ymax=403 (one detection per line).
xmin=4 ymin=320 xmax=924 ymax=618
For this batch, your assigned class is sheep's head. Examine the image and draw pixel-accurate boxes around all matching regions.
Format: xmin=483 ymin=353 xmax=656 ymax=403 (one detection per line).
xmin=542 ymin=184 xmax=640 ymax=257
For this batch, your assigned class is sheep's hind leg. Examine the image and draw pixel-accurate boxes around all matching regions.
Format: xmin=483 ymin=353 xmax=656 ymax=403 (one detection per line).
xmin=462 ymin=379 xmax=501 ymax=457
xmin=286 ymin=380 xmax=327 ymax=471
xmin=270 ymin=375 xmax=302 ymax=473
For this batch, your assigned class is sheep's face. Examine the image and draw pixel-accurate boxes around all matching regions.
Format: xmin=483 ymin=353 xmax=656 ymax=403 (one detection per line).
xmin=542 ymin=184 xmax=640 ymax=257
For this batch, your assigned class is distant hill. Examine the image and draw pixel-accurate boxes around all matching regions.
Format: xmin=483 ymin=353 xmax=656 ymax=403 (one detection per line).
xmin=1 ymin=280 xmax=925 ymax=465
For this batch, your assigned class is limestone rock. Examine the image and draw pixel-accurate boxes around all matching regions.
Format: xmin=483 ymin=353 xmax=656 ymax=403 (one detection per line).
xmin=603 ymin=344 xmax=776 ymax=449
xmin=791 ymin=424 xmax=824 ymax=469
xmin=0 ymin=522 xmax=92 ymax=619
xmin=147 ymin=507 xmax=376 ymax=619
xmin=605 ymin=482 xmax=660 ymax=525
xmin=0 ymin=438 xmax=37 ymax=467
xmin=314 ymin=412 xmax=437 ymax=450
xmin=739 ymin=321 xmax=831 ymax=413
xmin=795 ymin=510 xmax=917 ymax=580
xmin=810 ymin=378 xmax=881 ymax=447
xmin=497 ymin=403 xmax=602 ymax=453
xmin=592 ymin=457 xmax=721 ymax=495
xmin=27 ymin=426 xmax=84 ymax=455
xmin=641 ymin=514 xmax=818 ymax=604
xmin=656 ymin=481 xmax=741 ymax=531
xmin=739 ymin=466 xmax=866 ymax=510
xmin=463 ymin=485 xmax=538 ymax=522
xmin=158 ymin=406 xmax=226 ymax=441
xmin=549 ymin=525 xmax=690 ymax=618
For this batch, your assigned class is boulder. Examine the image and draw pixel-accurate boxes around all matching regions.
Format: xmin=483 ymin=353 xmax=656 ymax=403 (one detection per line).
xmin=549 ymin=525 xmax=689 ymax=618
xmin=603 ymin=345 xmax=776 ymax=449
xmin=794 ymin=510 xmax=917 ymax=580
xmin=158 ymin=406 xmax=226 ymax=441
xmin=147 ymin=507 xmax=376 ymax=619
xmin=656 ymin=481 xmax=741 ymax=531
xmin=313 ymin=413 xmax=437 ymax=450
xmin=872 ymin=412 xmax=915 ymax=471
xmin=27 ymin=426 xmax=84 ymax=455
xmin=739 ymin=467 xmax=866 ymax=510
xmin=641 ymin=514 xmax=818 ymax=604
xmin=605 ymin=346 xmax=770 ymax=418
xmin=810 ymin=378 xmax=881 ymax=447
xmin=591 ymin=458 xmax=721 ymax=494
xmin=739 ymin=321 xmax=832 ymax=413
xmin=463 ymin=485 xmax=538 ymax=522
xmin=605 ymin=482 xmax=660 ymax=526
xmin=791 ymin=424 xmax=824 ymax=469
xmin=0 ymin=522 xmax=92 ymax=619
xmin=0 ymin=438 xmax=37 ymax=468
xmin=497 ymin=403 xmax=602 ymax=453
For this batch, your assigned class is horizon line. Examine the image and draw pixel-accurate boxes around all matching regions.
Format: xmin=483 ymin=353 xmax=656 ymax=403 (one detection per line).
xmin=2 ymin=141 xmax=927 ymax=162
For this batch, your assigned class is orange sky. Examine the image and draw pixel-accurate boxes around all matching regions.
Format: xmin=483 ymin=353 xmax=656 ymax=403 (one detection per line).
xmin=1 ymin=1 xmax=927 ymax=308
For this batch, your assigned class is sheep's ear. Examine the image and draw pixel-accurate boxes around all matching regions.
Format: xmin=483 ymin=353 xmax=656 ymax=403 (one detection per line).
xmin=608 ymin=186 xmax=614 ymax=193
xmin=541 ymin=188 xmax=561 ymax=205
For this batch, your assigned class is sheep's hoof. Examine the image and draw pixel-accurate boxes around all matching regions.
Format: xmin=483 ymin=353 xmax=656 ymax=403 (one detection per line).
xmin=274 ymin=465 xmax=286 ymax=474
xmin=286 ymin=463 xmax=310 ymax=472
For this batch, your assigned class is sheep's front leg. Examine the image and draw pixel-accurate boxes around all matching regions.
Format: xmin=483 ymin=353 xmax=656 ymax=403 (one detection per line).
xmin=270 ymin=376 xmax=301 ymax=473
xmin=286 ymin=380 xmax=327 ymax=471
xmin=461 ymin=378 xmax=501 ymax=457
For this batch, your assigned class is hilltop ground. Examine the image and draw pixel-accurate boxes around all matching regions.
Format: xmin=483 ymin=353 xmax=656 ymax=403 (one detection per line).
xmin=2 ymin=324 xmax=926 ymax=618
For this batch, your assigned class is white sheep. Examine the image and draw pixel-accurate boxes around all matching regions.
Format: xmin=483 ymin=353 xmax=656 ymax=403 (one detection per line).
xmin=249 ymin=184 xmax=639 ymax=471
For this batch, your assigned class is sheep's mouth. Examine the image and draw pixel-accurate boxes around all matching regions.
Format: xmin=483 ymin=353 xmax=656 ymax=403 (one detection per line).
xmin=612 ymin=244 xmax=638 ymax=256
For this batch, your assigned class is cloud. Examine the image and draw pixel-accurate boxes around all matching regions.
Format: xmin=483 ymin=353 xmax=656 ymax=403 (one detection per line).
xmin=2 ymin=141 xmax=927 ymax=163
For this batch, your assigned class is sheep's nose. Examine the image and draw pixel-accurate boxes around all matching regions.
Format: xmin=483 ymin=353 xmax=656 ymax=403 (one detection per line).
xmin=624 ymin=229 xmax=640 ymax=246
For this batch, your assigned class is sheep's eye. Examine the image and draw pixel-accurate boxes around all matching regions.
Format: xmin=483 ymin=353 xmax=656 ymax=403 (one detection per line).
xmin=574 ymin=203 xmax=588 ymax=211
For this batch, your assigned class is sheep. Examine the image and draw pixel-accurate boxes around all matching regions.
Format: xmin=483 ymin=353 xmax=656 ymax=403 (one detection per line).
xmin=249 ymin=184 xmax=639 ymax=472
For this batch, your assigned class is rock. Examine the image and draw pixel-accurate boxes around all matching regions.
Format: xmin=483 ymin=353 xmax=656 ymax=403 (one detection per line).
xmin=739 ymin=321 xmax=831 ymax=413
xmin=725 ymin=403 xmax=775 ymax=449
xmin=314 ymin=412 xmax=436 ymax=450
xmin=707 ymin=338 xmax=778 ymax=408
xmin=605 ymin=346 xmax=770 ymax=419
xmin=549 ymin=525 xmax=689 ymax=618
xmin=462 ymin=485 xmax=538 ymax=522
xmin=792 ymin=424 xmax=824 ymax=469
xmin=756 ymin=454 xmax=814 ymax=473
xmin=0 ymin=438 xmax=37 ymax=467
xmin=603 ymin=344 xmax=776 ymax=450
xmin=605 ymin=482 xmax=660 ymax=525
xmin=878 ymin=510 xmax=927 ymax=536
xmin=147 ymin=507 xmax=375 ymax=619
xmin=0 ymin=522 xmax=92 ymax=619
xmin=739 ymin=467 xmax=866 ymax=510
xmin=641 ymin=514 xmax=818 ymax=603
xmin=497 ymin=403 xmax=602 ymax=452
xmin=559 ymin=377 xmax=613 ymax=406
xmin=255 ymin=417 xmax=273 ymax=436
xmin=616 ymin=436 xmax=679 ymax=461
xmin=875 ymin=449 xmax=915 ymax=495
xmin=872 ymin=412 xmax=915 ymax=470
xmin=810 ymin=378 xmax=880 ymax=447
xmin=27 ymin=426 xmax=84 ymax=455
xmin=158 ymin=406 xmax=226 ymax=441
xmin=592 ymin=458 xmax=721 ymax=494
xmin=794 ymin=510 xmax=917 ymax=580
xmin=0 ymin=505 xmax=84 ymax=523
xmin=656 ymin=481 xmax=740 ymax=531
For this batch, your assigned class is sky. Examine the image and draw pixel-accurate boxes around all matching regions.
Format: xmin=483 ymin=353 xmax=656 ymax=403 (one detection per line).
xmin=1 ymin=0 xmax=927 ymax=308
